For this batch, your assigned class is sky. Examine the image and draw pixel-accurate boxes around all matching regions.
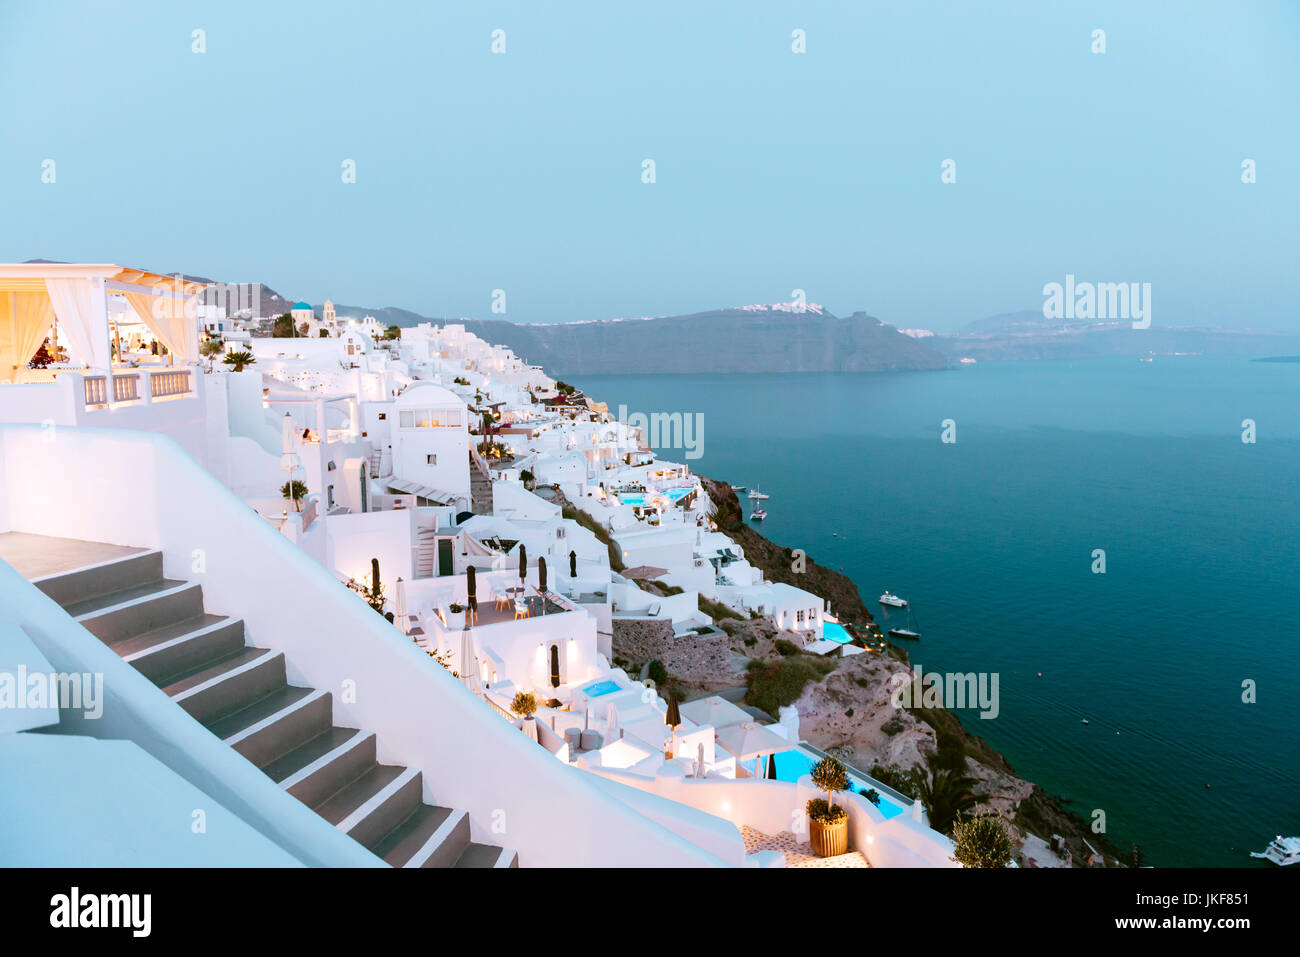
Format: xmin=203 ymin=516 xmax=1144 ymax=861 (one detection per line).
xmin=2 ymin=0 xmax=1297 ymax=332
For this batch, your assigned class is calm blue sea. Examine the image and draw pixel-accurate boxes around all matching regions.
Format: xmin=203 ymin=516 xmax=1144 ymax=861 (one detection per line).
xmin=572 ymin=357 xmax=1300 ymax=867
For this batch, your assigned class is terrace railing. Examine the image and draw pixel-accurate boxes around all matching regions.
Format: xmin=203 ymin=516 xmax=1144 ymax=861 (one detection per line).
xmin=83 ymin=376 xmax=108 ymax=407
xmin=150 ymin=369 xmax=192 ymax=399
xmin=112 ymin=373 xmax=140 ymax=403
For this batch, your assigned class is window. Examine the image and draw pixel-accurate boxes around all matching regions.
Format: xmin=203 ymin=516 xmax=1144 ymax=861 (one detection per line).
xmin=327 ymin=461 xmax=336 ymax=471
xmin=377 ymin=412 xmax=386 ymax=421
xmin=796 ymin=610 xmax=805 ymax=623
xmin=426 ymin=454 xmax=437 ymax=465
xmin=399 ymin=411 xmax=414 ymax=428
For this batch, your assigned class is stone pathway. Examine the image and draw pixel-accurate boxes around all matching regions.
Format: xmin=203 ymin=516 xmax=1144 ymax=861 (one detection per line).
xmin=741 ymin=825 xmax=869 ymax=868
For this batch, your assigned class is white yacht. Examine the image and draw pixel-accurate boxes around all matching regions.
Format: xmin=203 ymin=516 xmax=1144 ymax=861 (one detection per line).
xmin=1250 ymin=835 xmax=1300 ymax=866
xmin=879 ymin=591 xmax=908 ymax=607
xmin=748 ymin=487 xmax=769 ymax=500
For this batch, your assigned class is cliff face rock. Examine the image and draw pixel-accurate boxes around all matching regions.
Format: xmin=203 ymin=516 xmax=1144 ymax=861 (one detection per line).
xmin=701 ymin=476 xmax=874 ymax=624
xmin=611 ymin=617 xmax=734 ymax=687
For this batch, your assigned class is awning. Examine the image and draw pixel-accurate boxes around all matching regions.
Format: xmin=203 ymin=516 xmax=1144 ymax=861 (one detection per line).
xmin=387 ymin=478 xmax=458 ymax=505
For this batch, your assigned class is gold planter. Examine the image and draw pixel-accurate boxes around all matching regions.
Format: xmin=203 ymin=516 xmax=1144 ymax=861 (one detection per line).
xmin=809 ymin=815 xmax=849 ymax=857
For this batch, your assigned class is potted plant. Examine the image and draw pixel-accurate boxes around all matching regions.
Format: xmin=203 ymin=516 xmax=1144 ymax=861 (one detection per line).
xmin=807 ymin=756 xmax=851 ymax=857
xmin=280 ymin=479 xmax=309 ymax=512
xmin=446 ymin=602 xmax=465 ymax=629
xmin=510 ymin=691 xmax=538 ymax=731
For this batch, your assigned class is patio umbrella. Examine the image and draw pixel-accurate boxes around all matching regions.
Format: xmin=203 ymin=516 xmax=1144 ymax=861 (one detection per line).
xmin=466 ymin=565 xmax=477 ymax=621
xmin=459 ymin=628 xmax=475 ymax=689
xmin=538 ymin=556 xmax=547 ymax=594
xmin=604 ymin=702 xmax=619 ymax=743
xmin=664 ymin=694 xmax=680 ymax=730
xmin=767 ymin=750 xmax=779 ymax=779
xmin=911 ymin=798 xmax=924 ymax=823
xmin=678 ymin=695 xmax=750 ymax=731
xmin=695 ymin=742 xmax=706 ymax=779
xmin=517 ymin=543 xmax=527 ymax=583
xmin=714 ymin=722 xmax=792 ymax=778
xmin=569 ymin=549 xmax=577 ymax=577
xmin=394 ymin=576 xmax=408 ymax=634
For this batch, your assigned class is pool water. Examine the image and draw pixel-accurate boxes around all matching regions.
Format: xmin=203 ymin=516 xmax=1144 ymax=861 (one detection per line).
xmin=618 ymin=495 xmax=647 ymax=506
xmin=583 ymin=680 xmax=621 ymax=697
xmin=771 ymin=750 xmax=907 ymax=819
xmin=823 ymin=621 xmax=854 ymax=644
xmin=665 ymin=487 xmax=694 ymax=500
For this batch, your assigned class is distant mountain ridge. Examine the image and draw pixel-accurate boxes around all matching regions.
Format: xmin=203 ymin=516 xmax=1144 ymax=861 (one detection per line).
xmin=321 ymin=304 xmax=949 ymax=375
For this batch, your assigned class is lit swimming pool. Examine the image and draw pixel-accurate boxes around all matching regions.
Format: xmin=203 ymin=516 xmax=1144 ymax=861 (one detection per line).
xmin=770 ymin=750 xmax=907 ymax=819
xmin=618 ymin=494 xmax=647 ymax=506
xmin=823 ymin=621 xmax=854 ymax=644
xmin=665 ymin=487 xmax=694 ymax=501
xmin=582 ymin=680 xmax=621 ymax=698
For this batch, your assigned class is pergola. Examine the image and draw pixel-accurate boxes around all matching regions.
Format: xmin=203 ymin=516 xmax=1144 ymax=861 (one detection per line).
xmin=0 ymin=262 xmax=206 ymax=383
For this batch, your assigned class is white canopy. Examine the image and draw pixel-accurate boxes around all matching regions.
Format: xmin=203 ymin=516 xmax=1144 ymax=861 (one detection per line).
xmin=0 ymin=263 xmax=204 ymax=377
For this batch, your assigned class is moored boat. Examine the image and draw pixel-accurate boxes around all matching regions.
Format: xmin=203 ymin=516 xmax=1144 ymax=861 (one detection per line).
xmin=750 ymin=507 xmax=767 ymax=521
xmin=879 ymin=591 xmax=907 ymax=607
xmin=1250 ymin=835 xmax=1300 ymax=866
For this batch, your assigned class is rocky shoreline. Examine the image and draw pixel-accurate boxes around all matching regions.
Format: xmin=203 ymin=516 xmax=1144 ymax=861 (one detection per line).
xmin=698 ymin=475 xmax=1131 ymax=868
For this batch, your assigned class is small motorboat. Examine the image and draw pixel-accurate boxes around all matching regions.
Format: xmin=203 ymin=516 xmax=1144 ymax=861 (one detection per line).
xmin=879 ymin=591 xmax=907 ymax=607
xmin=1251 ymin=835 xmax=1300 ymax=866
xmin=732 ymin=485 xmax=746 ymax=492
xmin=750 ymin=508 xmax=767 ymax=521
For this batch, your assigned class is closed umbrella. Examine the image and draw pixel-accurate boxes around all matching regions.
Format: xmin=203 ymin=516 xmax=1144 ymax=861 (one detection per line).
xmin=604 ymin=702 xmax=619 ymax=743
xmin=912 ymin=798 xmax=924 ymax=823
xmin=517 ymin=543 xmax=527 ymax=584
xmin=538 ymin=556 xmax=547 ymax=594
xmin=664 ymin=693 xmax=681 ymax=730
xmin=569 ymin=549 xmax=577 ymax=578
xmin=459 ymin=628 xmax=475 ymax=689
xmin=394 ymin=576 xmax=408 ymax=634
xmin=466 ymin=565 xmax=477 ymax=624
xmin=695 ymin=742 xmax=706 ymax=779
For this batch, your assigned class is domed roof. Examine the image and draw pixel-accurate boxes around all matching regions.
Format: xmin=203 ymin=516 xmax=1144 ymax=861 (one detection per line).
xmin=292 ymin=301 xmax=311 ymax=310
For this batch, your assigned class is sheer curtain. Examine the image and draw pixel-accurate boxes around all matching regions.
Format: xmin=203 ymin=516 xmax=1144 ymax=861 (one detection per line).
xmin=0 ymin=291 xmax=55 ymax=382
xmin=44 ymin=278 xmax=110 ymax=371
xmin=123 ymin=291 xmax=199 ymax=363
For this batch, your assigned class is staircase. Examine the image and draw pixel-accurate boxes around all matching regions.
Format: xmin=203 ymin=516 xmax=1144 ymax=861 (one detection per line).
xmin=469 ymin=449 xmax=493 ymax=515
xmin=36 ymin=549 xmax=517 ymax=868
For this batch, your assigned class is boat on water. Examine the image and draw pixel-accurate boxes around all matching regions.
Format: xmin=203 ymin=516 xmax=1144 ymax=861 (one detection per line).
xmin=732 ymin=485 xmax=746 ymax=492
xmin=750 ymin=507 xmax=767 ymax=521
xmin=1251 ymin=835 xmax=1300 ymax=866
xmin=748 ymin=487 xmax=769 ymax=500
xmin=888 ymin=606 xmax=921 ymax=639
xmin=879 ymin=591 xmax=907 ymax=608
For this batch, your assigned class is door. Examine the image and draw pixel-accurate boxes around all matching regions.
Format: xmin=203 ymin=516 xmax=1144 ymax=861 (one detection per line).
xmin=438 ymin=539 xmax=454 ymax=577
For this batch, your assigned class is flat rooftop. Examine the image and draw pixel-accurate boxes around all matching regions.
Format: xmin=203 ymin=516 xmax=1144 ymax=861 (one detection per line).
xmin=0 ymin=532 xmax=145 ymax=581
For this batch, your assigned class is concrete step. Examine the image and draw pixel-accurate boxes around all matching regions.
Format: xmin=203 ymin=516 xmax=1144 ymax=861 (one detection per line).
xmin=455 ymin=842 xmax=519 ymax=868
xmin=372 ymin=804 xmax=470 ymax=868
xmin=73 ymin=580 xmax=205 ymax=643
xmin=266 ymin=727 xmax=378 ymax=808
xmin=113 ymin=614 xmax=246 ymax=684
xmin=216 ymin=687 xmax=333 ymax=768
xmin=165 ymin=647 xmax=287 ymax=724
xmin=316 ymin=764 xmax=424 ymax=849
xmin=34 ymin=549 xmax=163 ymax=608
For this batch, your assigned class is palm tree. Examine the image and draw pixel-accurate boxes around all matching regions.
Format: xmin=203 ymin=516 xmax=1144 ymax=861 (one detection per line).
xmin=918 ymin=766 xmax=982 ymax=834
xmin=223 ymin=350 xmax=256 ymax=373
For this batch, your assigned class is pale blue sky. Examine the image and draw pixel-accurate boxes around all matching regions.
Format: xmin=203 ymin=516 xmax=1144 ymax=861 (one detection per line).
xmin=2 ymin=1 xmax=1297 ymax=330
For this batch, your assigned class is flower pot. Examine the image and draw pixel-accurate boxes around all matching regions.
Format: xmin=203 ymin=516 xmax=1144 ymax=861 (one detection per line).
xmin=809 ymin=814 xmax=849 ymax=858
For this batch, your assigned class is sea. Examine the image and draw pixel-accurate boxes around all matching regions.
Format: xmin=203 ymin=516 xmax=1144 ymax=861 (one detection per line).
xmin=570 ymin=356 xmax=1300 ymax=867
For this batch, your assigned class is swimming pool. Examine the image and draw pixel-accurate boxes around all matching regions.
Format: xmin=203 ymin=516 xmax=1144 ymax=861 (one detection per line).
xmin=823 ymin=621 xmax=854 ymax=644
xmin=770 ymin=750 xmax=907 ymax=819
xmin=582 ymin=680 xmax=621 ymax=698
xmin=618 ymin=494 xmax=647 ymax=506
xmin=665 ymin=487 xmax=694 ymax=501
